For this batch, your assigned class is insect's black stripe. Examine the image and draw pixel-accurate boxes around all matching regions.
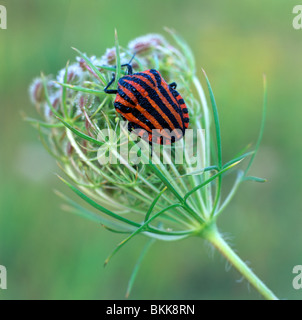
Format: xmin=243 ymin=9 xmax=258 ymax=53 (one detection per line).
xmin=131 ymin=107 xmax=155 ymax=131
xmin=166 ymin=87 xmax=186 ymax=130
xmin=122 ymin=77 xmax=181 ymax=132
xmin=135 ymin=75 xmax=184 ymax=132
xmin=158 ymin=83 xmax=182 ymax=115
xmin=182 ymin=108 xmax=188 ymax=114
xmin=148 ymin=70 xmax=184 ymax=126
xmin=128 ymin=122 xmax=150 ymax=139
xmin=117 ymin=87 xmax=135 ymax=105
xmin=135 ymin=72 xmax=156 ymax=86
xmin=114 ymin=101 xmax=132 ymax=113
xmin=120 ymin=78 xmax=176 ymax=131
xmin=115 ymin=96 xmax=156 ymax=132
xmin=149 ymin=69 xmax=162 ymax=86
xmin=149 ymin=69 xmax=182 ymax=110
xmin=178 ymin=98 xmax=185 ymax=105
xmin=146 ymin=76 xmax=186 ymax=134
xmin=123 ymin=108 xmax=155 ymax=132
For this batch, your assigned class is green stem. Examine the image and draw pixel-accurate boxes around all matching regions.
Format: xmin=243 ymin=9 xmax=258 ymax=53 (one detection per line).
xmin=202 ymin=224 xmax=278 ymax=300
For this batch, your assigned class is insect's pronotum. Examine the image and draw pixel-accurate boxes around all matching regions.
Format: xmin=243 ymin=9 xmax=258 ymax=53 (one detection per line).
xmin=104 ymin=59 xmax=189 ymax=145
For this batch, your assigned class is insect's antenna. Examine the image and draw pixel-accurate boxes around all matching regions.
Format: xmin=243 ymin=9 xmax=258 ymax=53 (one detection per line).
xmin=128 ymin=53 xmax=136 ymax=65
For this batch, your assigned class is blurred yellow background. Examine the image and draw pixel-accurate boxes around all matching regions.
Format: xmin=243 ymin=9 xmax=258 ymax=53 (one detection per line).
xmin=0 ymin=0 xmax=302 ymax=299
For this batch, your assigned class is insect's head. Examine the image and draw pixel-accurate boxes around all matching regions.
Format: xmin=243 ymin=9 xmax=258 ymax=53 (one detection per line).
xmin=103 ymin=53 xmax=136 ymax=94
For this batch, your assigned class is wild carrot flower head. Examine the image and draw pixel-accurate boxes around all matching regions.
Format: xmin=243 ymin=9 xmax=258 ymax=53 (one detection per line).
xmin=57 ymin=63 xmax=85 ymax=84
xmin=28 ymin=29 xmax=265 ymax=239
xmin=27 ymin=30 xmax=275 ymax=299
xmin=128 ymin=33 xmax=167 ymax=55
xmin=29 ymin=78 xmax=45 ymax=104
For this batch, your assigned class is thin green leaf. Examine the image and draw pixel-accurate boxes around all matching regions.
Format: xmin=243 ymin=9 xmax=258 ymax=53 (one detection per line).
xmin=144 ymin=187 xmax=167 ymax=222
xmin=233 ymin=143 xmax=252 ymax=159
xmin=142 ymin=232 xmax=190 ymax=241
xmin=214 ymin=170 xmax=244 ymax=218
xmin=202 ymin=69 xmax=222 ymax=169
xmin=179 ymin=165 xmax=219 ymax=178
xmin=146 ymin=160 xmax=204 ymax=223
xmin=165 ymin=27 xmax=195 ymax=73
xmin=72 ymin=47 xmax=107 ymax=85
xmin=58 ymin=175 xmax=194 ymax=238
xmin=245 ymin=74 xmax=267 ymax=175
xmin=25 ymin=117 xmax=64 ymax=128
xmin=114 ymin=29 xmax=121 ymax=89
xmin=184 ymin=160 xmax=243 ymax=203
xmin=55 ymin=81 xmax=105 ymax=96
xmin=223 ymin=151 xmax=254 ymax=169
xmin=96 ymin=64 xmax=126 ymax=74
xmin=148 ymin=161 xmax=183 ymax=203
xmin=104 ymin=204 xmax=181 ymax=266
xmin=57 ymin=117 xmax=104 ymax=146
xmin=210 ymin=175 xmax=222 ymax=218
xmin=57 ymin=175 xmax=141 ymax=228
xmin=101 ymin=225 xmax=132 ymax=234
xmin=62 ymin=205 xmax=132 ymax=234
xmin=38 ymin=126 xmax=64 ymax=161
xmin=126 ymin=238 xmax=155 ymax=298
xmin=55 ymin=190 xmax=135 ymax=233
xmin=90 ymin=96 xmax=109 ymax=119
xmin=243 ymin=176 xmax=267 ymax=183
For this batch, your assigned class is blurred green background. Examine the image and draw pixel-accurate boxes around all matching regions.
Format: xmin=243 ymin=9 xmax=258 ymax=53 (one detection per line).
xmin=0 ymin=0 xmax=301 ymax=300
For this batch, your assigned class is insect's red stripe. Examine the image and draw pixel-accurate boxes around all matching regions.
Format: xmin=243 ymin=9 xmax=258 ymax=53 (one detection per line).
xmin=118 ymin=85 xmax=172 ymax=136
xmin=144 ymin=131 xmax=173 ymax=145
xmin=117 ymin=84 xmax=138 ymax=104
xmin=145 ymin=70 xmax=184 ymax=129
xmin=115 ymin=94 xmax=135 ymax=108
xmin=128 ymin=75 xmax=177 ymax=131
xmin=124 ymin=76 xmax=180 ymax=135
xmin=116 ymin=87 xmax=176 ymax=139
xmin=122 ymin=85 xmax=163 ymax=131
xmin=180 ymin=105 xmax=189 ymax=114
xmin=117 ymin=110 xmax=152 ymax=133
xmin=175 ymin=93 xmax=189 ymax=129
xmin=162 ymin=80 xmax=182 ymax=111
xmin=117 ymin=85 xmax=175 ymax=137
xmin=125 ymin=77 xmax=182 ymax=140
xmin=123 ymin=79 xmax=177 ymax=138
xmin=163 ymin=85 xmax=189 ymax=131
xmin=145 ymin=70 xmax=182 ymax=127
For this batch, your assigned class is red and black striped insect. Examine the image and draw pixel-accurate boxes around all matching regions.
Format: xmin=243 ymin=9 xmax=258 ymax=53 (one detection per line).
xmin=104 ymin=61 xmax=189 ymax=145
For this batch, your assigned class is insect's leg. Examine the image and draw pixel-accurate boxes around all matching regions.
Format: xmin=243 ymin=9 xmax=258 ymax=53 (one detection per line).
xmin=169 ymin=82 xmax=177 ymax=90
xmin=122 ymin=53 xmax=136 ymax=75
xmin=104 ymin=73 xmax=118 ymax=94
xmin=121 ymin=63 xmax=133 ymax=75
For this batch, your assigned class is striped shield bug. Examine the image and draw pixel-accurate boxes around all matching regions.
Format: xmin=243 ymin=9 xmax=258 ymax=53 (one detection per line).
xmin=104 ymin=58 xmax=189 ymax=145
